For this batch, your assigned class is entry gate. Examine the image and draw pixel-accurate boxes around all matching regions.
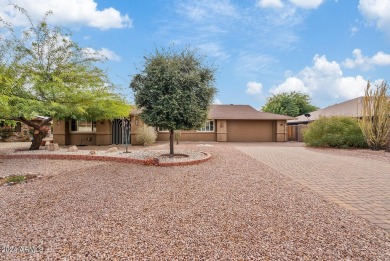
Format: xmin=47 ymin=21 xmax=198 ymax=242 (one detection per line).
xmin=112 ymin=119 xmax=130 ymax=145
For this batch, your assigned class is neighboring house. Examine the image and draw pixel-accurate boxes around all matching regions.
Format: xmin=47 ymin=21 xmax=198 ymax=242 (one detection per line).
xmin=288 ymin=97 xmax=364 ymax=125
xmin=53 ymin=105 xmax=293 ymax=146
xmin=287 ymin=97 xmax=390 ymax=143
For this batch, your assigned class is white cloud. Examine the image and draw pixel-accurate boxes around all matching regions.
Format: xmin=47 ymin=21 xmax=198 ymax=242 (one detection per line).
xmin=288 ymin=0 xmax=324 ymax=9
xmin=371 ymin=51 xmax=390 ymax=65
xmin=358 ymin=0 xmax=390 ymax=35
xmin=236 ymin=53 xmax=277 ymax=76
xmin=0 ymin=0 xmax=132 ymax=30
xmin=98 ymin=48 xmax=121 ymax=62
xmin=350 ymin=26 xmax=359 ymax=37
xmin=271 ymin=54 xmax=373 ymax=104
xmin=246 ymin=81 xmax=263 ymax=95
xmin=213 ymin=98 xmax=222 ymax=104
xmin=84 ymin=47 xmax=121 ymax=61
xmin=257 ymin=0 xmax=324 ymax=9
xmin=177 ymin=0 xmax=238 ymax=21
xmin=197 ymin=42 xmax=230 ymax=60
xmin=270 ymin=77 xmax=309 ymax=94
xmin=343 ymin=48 xmax=390 ymax=70
xmin=257 ymin=0 xmax=284 ymax=8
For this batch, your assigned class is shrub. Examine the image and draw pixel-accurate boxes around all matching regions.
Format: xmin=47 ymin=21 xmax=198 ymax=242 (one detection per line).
xmin=0 ymin=126 xmax=14 ymax=140
xmin=135 ymin=125 xmax=157 ymax=146
xmin=360 ymin=81 xmax=390 ymax=150
xmin=303 ymin=116 xmax=367 ymax=148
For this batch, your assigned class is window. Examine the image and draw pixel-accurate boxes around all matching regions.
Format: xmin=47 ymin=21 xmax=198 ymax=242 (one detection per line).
xmin=157 ymin=127 xmax=169 ymax=132
xmin=70 ymin=120 xmax=96 ymax=132
xmin=198 ymin=120 xmax=214 ymax=132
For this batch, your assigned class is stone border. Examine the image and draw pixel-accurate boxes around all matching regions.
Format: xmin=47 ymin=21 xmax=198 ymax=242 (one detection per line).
xmin=0 ymin=152 xmax=212 ymax=167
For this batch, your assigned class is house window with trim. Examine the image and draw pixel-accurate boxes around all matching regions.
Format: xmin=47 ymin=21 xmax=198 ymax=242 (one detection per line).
xmin=70 ymin=120 xmax=96 ymax=132
xmin=157 ymin=127 xmax=169 ymax=132
xmin=198 ymin=120 xmax=214 ymax=132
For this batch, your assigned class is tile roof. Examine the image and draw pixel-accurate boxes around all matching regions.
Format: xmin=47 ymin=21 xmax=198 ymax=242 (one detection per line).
xmin=209 ymin=105 xmax=294 ymax=120
xmin=131 ymin=105 xmax=294 ymax=120
xmin=288 ymin=97 xmax=364 ymax=124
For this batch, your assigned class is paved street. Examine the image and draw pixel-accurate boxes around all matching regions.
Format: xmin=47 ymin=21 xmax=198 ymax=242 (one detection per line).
xmin=235 ymin=143 xmax=390 ymax=232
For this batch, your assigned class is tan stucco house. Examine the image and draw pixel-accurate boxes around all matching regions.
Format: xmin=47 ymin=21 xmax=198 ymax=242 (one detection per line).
xmin=53 ymin=104 xmax=293 ymax=146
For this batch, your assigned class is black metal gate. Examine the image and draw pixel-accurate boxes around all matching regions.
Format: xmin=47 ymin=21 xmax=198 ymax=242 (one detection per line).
xmin=112 ymin=119 xmax=130 ymax=145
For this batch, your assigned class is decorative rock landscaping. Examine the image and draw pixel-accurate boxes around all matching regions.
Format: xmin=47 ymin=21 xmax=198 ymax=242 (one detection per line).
xmin=0 ymin=144 xmax=212 ymax=167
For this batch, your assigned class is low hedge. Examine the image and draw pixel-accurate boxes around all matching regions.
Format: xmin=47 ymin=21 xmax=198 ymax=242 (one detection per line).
xmin=303 ymin=116 xmax=367 ymax=148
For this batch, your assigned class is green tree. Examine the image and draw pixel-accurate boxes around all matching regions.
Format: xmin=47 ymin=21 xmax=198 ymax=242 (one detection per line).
xmin=261 ymin=92 xmax=319 ymax=117
xmin=360 ymin=81 xmax=390 ymax=150
xmin=0 ymin=7 xmax=129 ymax=150
xmin=130 ymin=46 xmax=217 ymax=157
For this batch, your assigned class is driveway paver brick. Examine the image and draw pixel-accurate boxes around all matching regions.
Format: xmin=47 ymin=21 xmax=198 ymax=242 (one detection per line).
xmin=235 ymin=143 xmax=390 ymax=232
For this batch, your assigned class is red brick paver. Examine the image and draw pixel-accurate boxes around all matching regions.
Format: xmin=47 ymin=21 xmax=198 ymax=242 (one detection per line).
xmin=235 ymin=143 xmax=390 ymax=232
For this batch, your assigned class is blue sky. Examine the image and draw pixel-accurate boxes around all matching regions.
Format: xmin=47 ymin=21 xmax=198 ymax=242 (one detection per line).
xmin=1 ymin=0 xmax=390 ymax=109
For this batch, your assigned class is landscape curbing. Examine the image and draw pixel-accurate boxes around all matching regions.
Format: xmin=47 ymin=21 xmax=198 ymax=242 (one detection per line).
xmin=0 ymin=151 xmax=212 ymax=167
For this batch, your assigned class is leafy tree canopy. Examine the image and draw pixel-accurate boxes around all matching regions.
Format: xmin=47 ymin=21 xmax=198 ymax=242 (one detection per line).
xmin=0 ymin=6 xmax=129 ymax=149
xmin=261 ymin=92 xmax=319 ymax=117
xmin=130 ymin=46 xmax=217 ymax=155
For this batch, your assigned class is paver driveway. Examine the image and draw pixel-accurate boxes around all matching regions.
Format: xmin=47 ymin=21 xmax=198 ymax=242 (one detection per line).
xmin=234 ymin=143 xmax=390 ymax=232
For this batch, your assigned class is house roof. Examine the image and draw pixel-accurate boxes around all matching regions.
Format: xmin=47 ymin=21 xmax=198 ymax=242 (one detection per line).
xmin=131 ymin=104 xmax=294 ymax=120
xmin=209 ymin=105 xmax=294 ymax=120
xmin=288 ymin=97 xmax=364 ymax=124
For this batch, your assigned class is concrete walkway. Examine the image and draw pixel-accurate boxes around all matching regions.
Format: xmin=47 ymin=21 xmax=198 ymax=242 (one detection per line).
xmin=235 ymin=144 xmax=390 ymax=232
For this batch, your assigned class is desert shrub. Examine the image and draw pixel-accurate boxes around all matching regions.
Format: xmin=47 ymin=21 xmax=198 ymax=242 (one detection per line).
xmin=135 ymin=125 xmax=157 ymax=146
xmin=303 ymin=116 xmax=367 ymax=148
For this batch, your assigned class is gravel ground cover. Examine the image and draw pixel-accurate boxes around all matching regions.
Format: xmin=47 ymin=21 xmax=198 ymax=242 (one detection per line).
xmin=8 ymin=148 xmax=207 ymax=163
xmin=0 ymin=143 xmax=389 ymax=260
xmin=0 ymin=142 xmax=209 ymax=165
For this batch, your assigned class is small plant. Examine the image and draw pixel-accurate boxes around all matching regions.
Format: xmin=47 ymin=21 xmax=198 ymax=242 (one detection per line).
xmin=0 ymin=126 xmax=14 ymax=140
xmin=6 ymin=175 xmax=27 ymax=183
xmin=303 ymin=116 xmax=367 ymax=148
xmin=135 ymin=125 xmax=157 ymax=146
xmin=0 ymin=174 xmax=37 ymax=186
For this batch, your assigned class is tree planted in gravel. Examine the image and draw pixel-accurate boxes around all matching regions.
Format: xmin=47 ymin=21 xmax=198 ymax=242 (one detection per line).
xmin=359 ymin=81 xmax=390 ymax=150
xmin=0 ymin=7 xmax=129 ymax=150
xmin=130 ymin=46 xmax=217 ymax=157
xmin=261 ymin=92 xmax=319 ymax=117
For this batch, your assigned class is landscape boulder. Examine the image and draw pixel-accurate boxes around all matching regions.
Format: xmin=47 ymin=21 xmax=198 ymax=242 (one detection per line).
xmin=48 ymin=143 xmax=60 ymax=151
xmin=67 ymin=145 xmax=78 ymax=152
xmin=106 ymin=147 xmax=118 ymax=153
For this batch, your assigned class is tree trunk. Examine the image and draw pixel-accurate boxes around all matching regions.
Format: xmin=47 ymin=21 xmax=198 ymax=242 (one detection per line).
xmin=169 ymin=129 xmax=174 ymax=158
xmin=30 ymin=128 xmax=47 ymax=150
xmin=5 ymin=116 xmax=51 ymax=150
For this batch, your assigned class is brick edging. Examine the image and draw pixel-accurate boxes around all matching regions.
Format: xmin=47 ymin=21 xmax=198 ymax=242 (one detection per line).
xmin=0 ymin=152 xmax=211 ymax=167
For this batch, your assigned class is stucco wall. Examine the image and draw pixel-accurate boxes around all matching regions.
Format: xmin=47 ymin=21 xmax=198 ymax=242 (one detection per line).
xmin=53 ymin=119 xmax=69 ymax=145
xmin=96 ymin=120 xmax=112 ymax=145
xmin=156 ymin=131 xmax=217 ymax=142
xmin=53 ymin=119 xmax=112 ymax=145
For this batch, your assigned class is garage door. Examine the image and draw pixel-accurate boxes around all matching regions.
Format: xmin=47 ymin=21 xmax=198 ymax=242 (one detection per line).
xmin=227 ymin=120 xmax=273 ymax=142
